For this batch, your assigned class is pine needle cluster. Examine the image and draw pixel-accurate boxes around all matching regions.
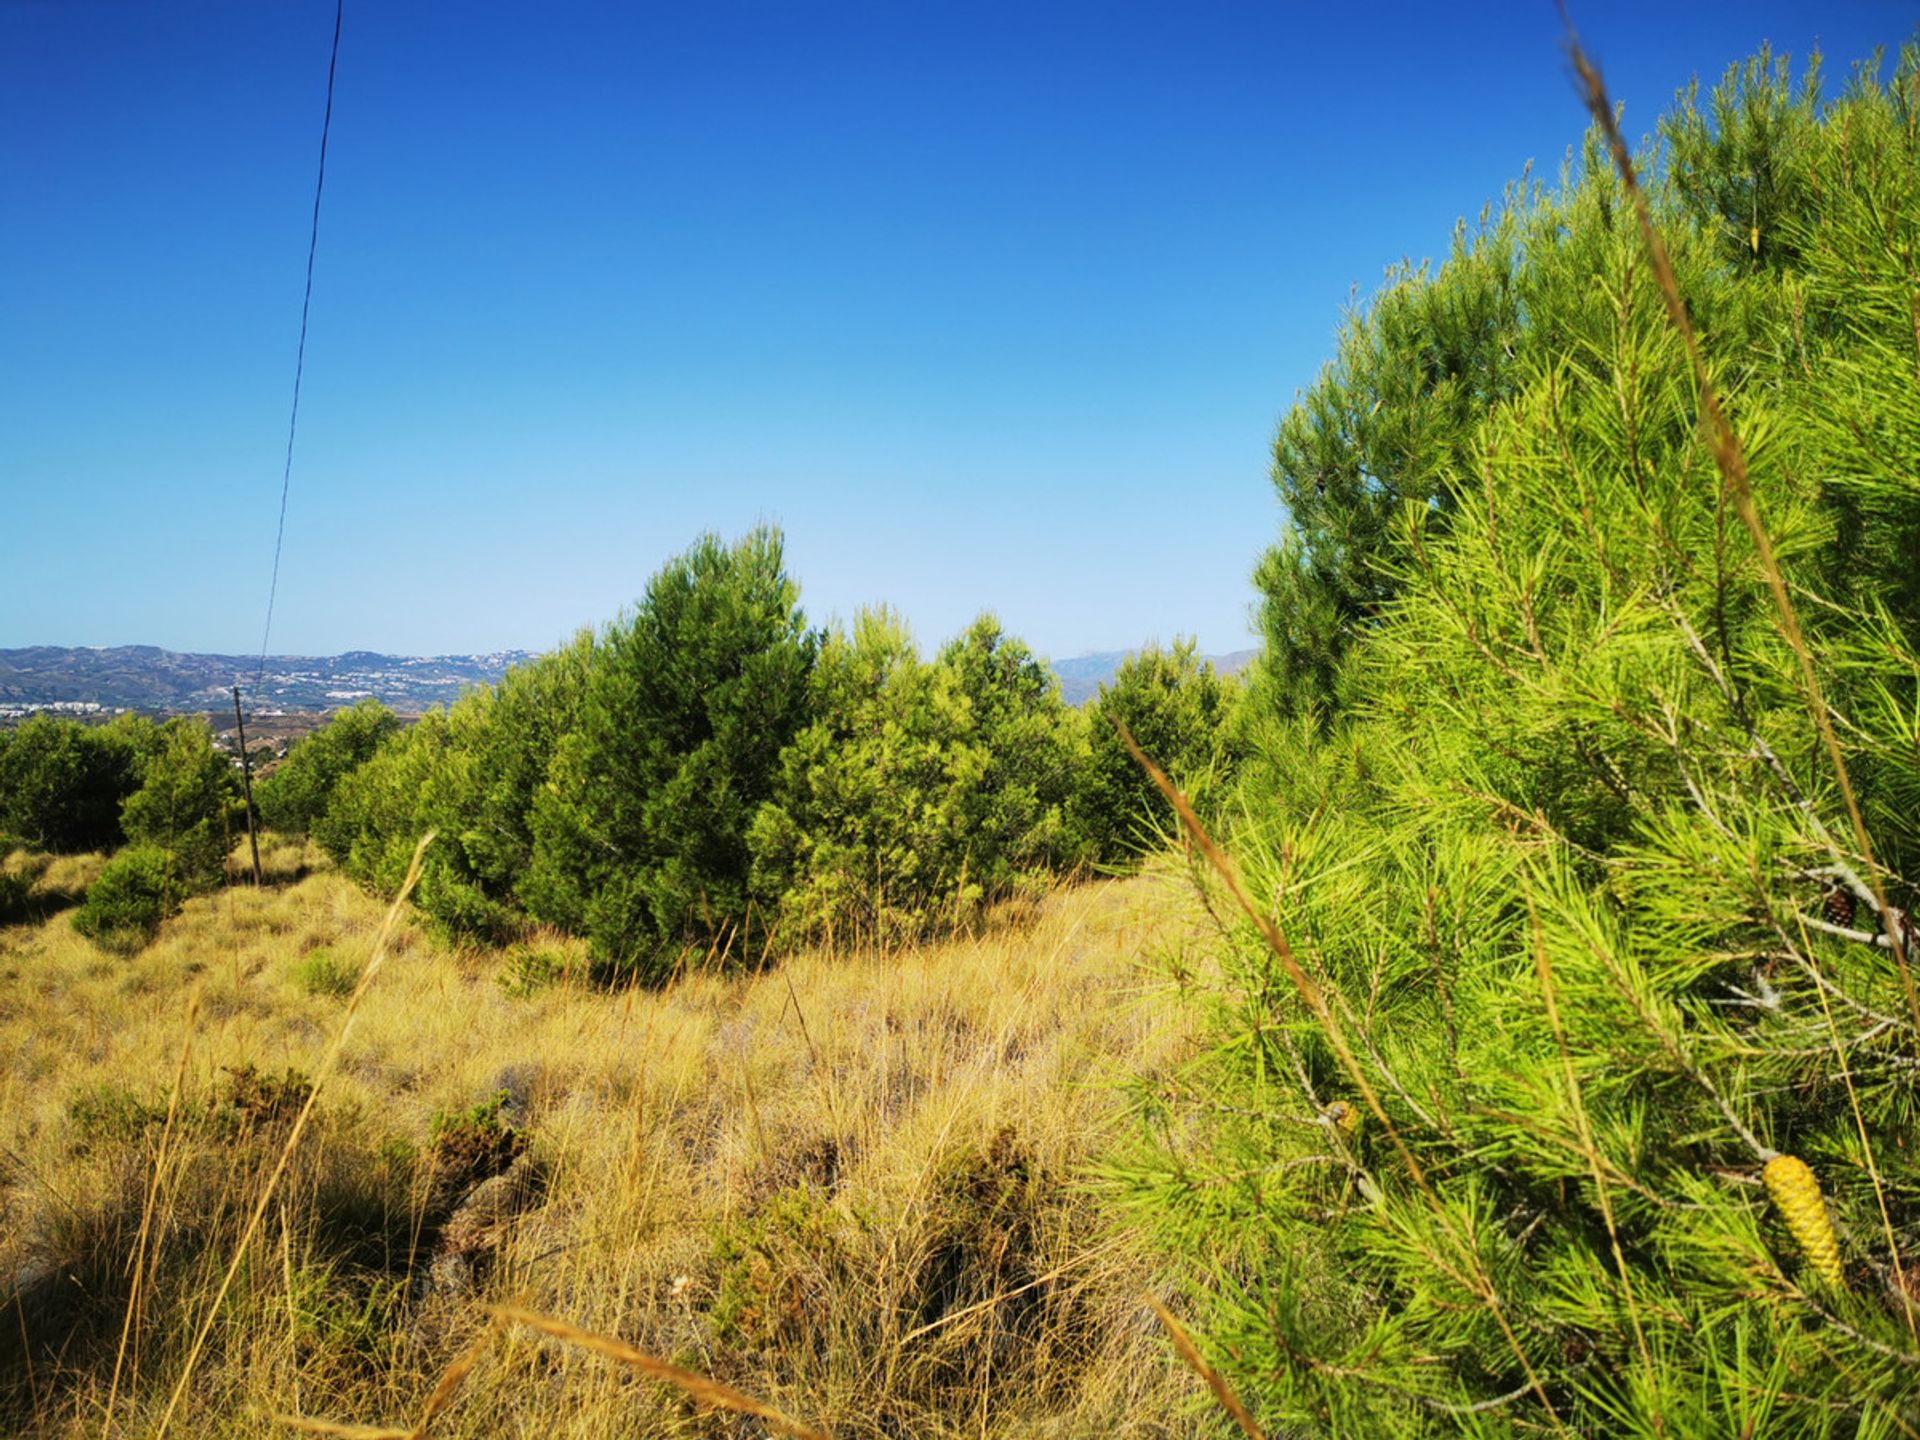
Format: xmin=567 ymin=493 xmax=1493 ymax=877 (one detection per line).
xmin=1131 ymin=44 xmax=1920 ymax=1435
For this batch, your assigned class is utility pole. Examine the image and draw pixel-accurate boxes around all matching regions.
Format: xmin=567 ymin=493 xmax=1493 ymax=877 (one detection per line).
xmin=231 ymin=685 xmax=264 ymax=886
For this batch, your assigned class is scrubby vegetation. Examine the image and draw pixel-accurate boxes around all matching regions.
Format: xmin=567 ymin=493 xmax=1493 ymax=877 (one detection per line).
xmin=0 ymin=715 xmax=239 ymax=949
xmin=292 ymin=530 xmax=1229 ymax=968
xmin=0 ymin=713 xmax=163 ymax=855
xmin=255 ymin=697 xmax=400 ymax=837
xmin=0 ymin=846 xmax=1206 ymax=1436
xmin=1133 ymin=43 xmax=1920 ymax=1434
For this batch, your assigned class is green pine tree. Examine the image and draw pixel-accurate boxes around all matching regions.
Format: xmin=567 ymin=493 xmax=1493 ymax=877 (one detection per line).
xmin=1130 ymin=43 xmax=1920 ymax=1435
xmin=526 ymin=528 xmax=818 ymax=975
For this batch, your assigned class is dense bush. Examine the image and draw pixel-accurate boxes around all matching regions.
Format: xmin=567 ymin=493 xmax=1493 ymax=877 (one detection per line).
xmin=317 ymin=636 xmax=594 ymax=942
xmin=524 ymin=528 xmax=819 ymax=974
xmin=1133 ymin=45 xmax=1920 ymax=1433
xmin=70 ymin=844 xmax=174 ymax=952
xmin=119 ymin=718 xmax=239 ymax=885
xmin=412 ymin=631 xmax=595 ymax=940
xmin=0 ymin=854 xmax=50 ymax=926
xmin=1078 ymin=640 xmax=1238 ymax=864
xmin=749 ymin=608 xmax=1089 ymax=946
xmin=69 ymin=720 xmax=238 ymax=950
xmin=314 ymin=710 xmax=445 ymax=884
xmin=0 ymin=714 xmax=158 ymax=853
xmin=933 ymin=616 xmax=1090 ymax=885
xmin=256 ymin=699 xmax=400 ymax=835
xmin=1251 ymin=192 xmax=1526 ymax=724
xmin=281 ymin=530 xmax=1141 ymax=966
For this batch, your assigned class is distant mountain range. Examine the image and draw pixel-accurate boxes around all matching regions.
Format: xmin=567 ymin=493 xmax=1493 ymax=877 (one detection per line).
xmin=1049 ymin=648 xmax=1257 ymax=704
xmin=0 ymin=646 xmax=535 ymax=717
xmin=0 ymin=643 xmax=1256 ymax=717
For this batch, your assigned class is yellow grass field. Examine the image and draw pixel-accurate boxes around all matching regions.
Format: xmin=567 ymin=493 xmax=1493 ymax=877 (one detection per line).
xmin=0 ymin=837 xmax=1216 ymax=1438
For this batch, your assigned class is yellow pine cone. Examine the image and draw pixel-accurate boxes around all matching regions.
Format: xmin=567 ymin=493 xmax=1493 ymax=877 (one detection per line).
xmin=1325 ymin=1101 xmax=1362 ymax=1140
xmin=1763 ymin=1153 xmax=1845 ymax=1291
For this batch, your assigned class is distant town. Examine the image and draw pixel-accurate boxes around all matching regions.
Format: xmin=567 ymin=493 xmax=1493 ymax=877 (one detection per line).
xmin=0 ymin=645 xmax=537 ymax=719
xmin=0 ymin=643 xmax=1257 ymax=729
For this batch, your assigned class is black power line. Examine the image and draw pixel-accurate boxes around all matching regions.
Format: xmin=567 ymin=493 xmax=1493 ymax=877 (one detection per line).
xmin=255 ymin=0 xmax=345 ymax=696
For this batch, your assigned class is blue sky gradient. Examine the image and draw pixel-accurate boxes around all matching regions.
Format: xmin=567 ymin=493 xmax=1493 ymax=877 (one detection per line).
xmin=2 ymin=1 xmax=1908 ymax=660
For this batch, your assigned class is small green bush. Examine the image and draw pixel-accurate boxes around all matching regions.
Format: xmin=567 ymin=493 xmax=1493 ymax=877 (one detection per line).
xmin=119 ymin=718 xmax=239 ymax=886
xmin=209 ymin=1065 xmax=313 ymax=1139
xmin=749 ymin=609 xmax=1090 ymax=949
xmin=426 ymin=1091 xmax=524 ymax=1202
xmin=294 ymin=946 xmax=357 ymax=998
xmin=1079 ymin=640 xmax=1239 ymax=864
xmin=494 ymin=944 xmax=569 ymax=998
xmin=284 ymin=1263 xmax=407 ymax=1368
xmin=66 ymin=1082 xmax=165 ymax=1151
xmin=70 ymin=844 xmax=174 ymax=952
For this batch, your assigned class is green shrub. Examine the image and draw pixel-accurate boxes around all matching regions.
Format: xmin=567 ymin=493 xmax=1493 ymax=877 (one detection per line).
xmin=119 ymin=718 xmax=239 ymax=888
xmin=0 ymin=854 xmax=50 ymax=925
xmin=426 ymin=1090 xmax=525 ymax=1203
xmin=1078 ymin=639 xmax=1238 ymax=864
xmin=257 ymin=700 xmax=400 ymax=835
xmin=283 ymin=1264 xmax=407 ymax=1368
xmin=494 ymin=944 xmax=569 ymax=998
xmin=0 ymin=714 xmax=156 ymax=853
xmin=315 ymin=710 xmax=446 ymax=888
xmin=66 ymin=1082 xmax=165 ymax=1151
xmin=294 ymin=946 xmax=357 ymax=998
xmin=208 ymin=1064 xmax=314 ymax=1139
xmin=67 ymin=721 xmax=238 ymax=954
xmin=299 ymin=529 xmax=1133 ymax=972
xmin=525 ymin=528 xmax=818 ymax=975
xmin=313 ymin=637 xmax=594 ymax=946
xmin=70 ymin=844 xmax=175 ymax=952
xmin=750 ymin=609 xmax=1089 ymax=947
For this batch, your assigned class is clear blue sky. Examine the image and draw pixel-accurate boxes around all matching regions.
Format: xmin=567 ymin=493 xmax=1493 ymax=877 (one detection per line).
xmin=1 ymin=1 xmax=1907 ymax=661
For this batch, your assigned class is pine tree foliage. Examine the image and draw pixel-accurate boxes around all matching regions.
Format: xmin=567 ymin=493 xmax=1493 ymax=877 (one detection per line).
xmin=256 ymin=699 xmax=400 ymax=835
xmin=1253 ymin=191 xmax=1528 ymax=723
xmin=524 ymin=528 xmax=818 ymax=974
xmin=749 ymin=608 xmax=1089 ymax=947
xmin=274 ymin=531 xmax=1135 ymax=966
xmin=1080 ymin=640 xmax=1239 ymax=864
xmin=118 ymin=718 xmax=238 ymax=886
xmin=1131 ymin=47 xmax=1920 ymax=1435
xmin=316 ymin=635 xmax=593 ymax=943
xmin=0 ymin=714 xmax=157 ymax=854
xmin=930 ymin=615 xmax=1090 ymax=891
xmin=75 ymin=719 xmax=236 ymax=948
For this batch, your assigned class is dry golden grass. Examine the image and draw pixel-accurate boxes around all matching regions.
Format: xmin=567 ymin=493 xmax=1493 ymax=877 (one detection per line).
xmin=0 ymin=837 xmax=1213 ymax=1438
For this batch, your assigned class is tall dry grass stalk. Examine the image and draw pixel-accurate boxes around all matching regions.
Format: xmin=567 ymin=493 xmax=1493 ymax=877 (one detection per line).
xmin=1146 ymin=1298 xmax=1264 ymax=1440
xmin=103 ymin=991 xmax=199 ymax=1429
xmin=154 ymin=833 xmax=434 ymax=1439
xmin=492 ymin=1303 xmax=831 ymax=1440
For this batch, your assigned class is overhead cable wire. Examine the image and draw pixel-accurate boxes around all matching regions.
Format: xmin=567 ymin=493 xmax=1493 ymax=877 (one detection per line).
xmin=255 ymin=0 xmax=345 ymax=696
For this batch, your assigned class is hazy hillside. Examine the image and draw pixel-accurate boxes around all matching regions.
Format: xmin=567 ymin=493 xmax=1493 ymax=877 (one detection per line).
xmin=1051 ymin=647 xmax=1256 ymax=704
xmin=0 ymin=643 xmax=1256 ymax=715
xmin=0 ymin=645 xmax=535 ymax=716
